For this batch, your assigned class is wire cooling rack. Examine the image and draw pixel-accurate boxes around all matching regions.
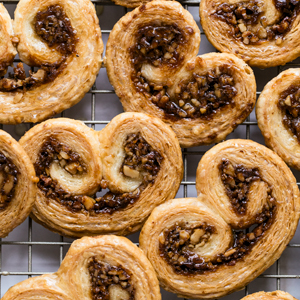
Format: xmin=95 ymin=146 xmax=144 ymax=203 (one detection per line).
xmin=1 ymin=0 xmax=300 ymax=299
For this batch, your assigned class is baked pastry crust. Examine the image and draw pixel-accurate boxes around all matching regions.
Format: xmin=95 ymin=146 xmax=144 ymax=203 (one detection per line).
xmin=111 ymin=0 xmax=153 ymax=8
xmin=0 ymin=130 xmax=37 ymax=238
xmin=200 ymin=0 xmax=300 ymax=68
xmin=140 ymin=139 xmax=300 ymax=299
xmin=241 ymin=291 xmax=298 ymax=300
xmin=0 ymin=4 xmax=17 ymax=77
xmin=2 ymin=235 xmax=161 ymax=300
xmin=106 ymin=1 xmax=256 ymax=147
xmin=256 ymin=68 xmax=300 ymax=170
xmin=19 ymin=113 xmax=183 ymax=237
xmin=0 ymin=0 xmax=103 ymax=124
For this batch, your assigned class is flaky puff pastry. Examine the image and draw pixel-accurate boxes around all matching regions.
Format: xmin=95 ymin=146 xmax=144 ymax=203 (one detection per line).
xmin=256 ymin=69 xmax=300 ymax=170
xmin=0 ymin=4 xmax=16 ymax=77
xmin=0 ymin=0 xmax=103 ymax=124
xmin=140 ymin=139 xmax=300 ymax=299
xmin=0 ymin=130 xmax=37 ymax=238
xmin=241 ymin=291 xmax=298 ymax=300
xmin=2 ymin=235 xmax=161 ymax=300
xmin=106 ymin=1 xmax=256 ymax=147
xmin=200 ymin=0 xmax=300 ymax=68
xmin=19 ymin=113 xmax=183 ymax=237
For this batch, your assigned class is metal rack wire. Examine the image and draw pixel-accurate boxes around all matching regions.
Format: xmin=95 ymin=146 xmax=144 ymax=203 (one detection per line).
xmin=0 ymin=0 xmax=300 ymax=299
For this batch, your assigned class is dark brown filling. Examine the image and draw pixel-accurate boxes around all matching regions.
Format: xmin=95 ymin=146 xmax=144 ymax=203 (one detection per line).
xmin=88 ymin=257 xmax=134 ymax=300
xmin=160 ymin=205 xmax=276 ymax=275
xmin=34 ymin=134 xmax=162 ymax=214
xmin=220 ymin=158 xmax=265 ymax=214
xmin=0 ymin=5 xmax=77 ymax=92
xmin=213 ymin=0 xmax=300 ymax=45
xmin=154 ymin=65 xmax=237 ymax=119
xmin=160 ymin=161 xmax=276 ymax=275
xmin=278 ymin=84 xmax=300 ymax=142
xmin=0 ymin=152 xmax=19 ymax=210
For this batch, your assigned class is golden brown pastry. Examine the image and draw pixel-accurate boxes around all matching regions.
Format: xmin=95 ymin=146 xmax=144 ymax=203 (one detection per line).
xmin=241 ymin=291 xmax=298 ymax=300
xmin=256 ymin=68 xmax=300 ymax=170
xmin=200 ymin=0 xmax=300 ymax=68
xmin=0 ymin=4 xmax=17 ymax=77
xmin=0 ymin=0 xmax=103 ymax=124
xmin=106 ymin=1 xmax=256 ymax=147
xmin=110 ymin=0 xmax=153 ymax=8
xmin=2 ymin=235 xmax=161 ymax=300
xmin=19 ymin=113 xmax=183 ymax=237
xmin=140 ymin=139 xmax=300 ymax=299
xmin=0 ymin=130 xmax=37 ymax=238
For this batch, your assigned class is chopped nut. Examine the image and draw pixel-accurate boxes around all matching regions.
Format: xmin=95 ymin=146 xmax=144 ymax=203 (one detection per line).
xmin=191 ymin=99 xmax=200 ymax=107
xmin=285 ymin=95 xmax=291 ymax=106
xmin=65 ymin=162 xmax=79 ymax=175
xmin=238 ymin=23 xmax=247 ymax=33
xmin=200 ymin=108 xmax=207 ymax=114
xmin=82 ymin=196 xmax=95 ymax=210
xmin=190 ymin=228 xmax=206 ymax=244
xmin=179 ymin=100 xmax=185 ymax=107
xmin=249 ymin=232 xmax=255 ymax=240
xmin=164 ymin=52 xmax=172 ymax=59
xmin=224 ymin=248 xmax=236 ymax=257
xmin=60 ymin=151 xmax=70 ymax=160
xmin=123 ymin=165 xmax=140 ymax=179
xmin=275 ymin=37 xmax=283 ymax=45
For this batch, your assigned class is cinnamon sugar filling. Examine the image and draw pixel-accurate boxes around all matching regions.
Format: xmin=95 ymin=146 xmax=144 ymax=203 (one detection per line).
xmin=0 ymin=153 xmax=19 ymax=210
xmin=88 ymin=257 xmax=135 ymax=300
xmin=0 ymin=5 xmax=77 ymax=92
xmin=35 ymin=134 xmax=162 ymax=214
xmin=278 ymin=85 xmax=300 ymax=142
xmin=159 ymin=161 xmax=276 ymax=275
xmin=213 ymin=0 xmax=300 ymax=45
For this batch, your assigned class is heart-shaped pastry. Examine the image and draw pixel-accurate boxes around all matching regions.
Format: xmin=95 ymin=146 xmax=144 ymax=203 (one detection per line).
xmin=105 ymin=0 xmax=256 ymax=148
xmin=241 ymin=291 xmax=297 ymax=300
xmin=140 ymin=139 xmax=300 ymax=299
xmin=2 ymin=235 xmax=161 ymax=300
xmin=200 ymin=0 xmax=300 ymax=68
xmin=19 ymin=113 xmax=183 ymax=237
xmin=0 ymin=130 xmax=37 ymax=237
xmin=256 ymin=68 xmax=300 ymax=170
xmin=0 ymin=0 xmax=103 ymax=124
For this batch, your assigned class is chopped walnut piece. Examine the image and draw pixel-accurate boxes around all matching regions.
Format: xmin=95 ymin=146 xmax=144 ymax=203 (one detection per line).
xmin=82 ymin=196 xmax=95 ymax=210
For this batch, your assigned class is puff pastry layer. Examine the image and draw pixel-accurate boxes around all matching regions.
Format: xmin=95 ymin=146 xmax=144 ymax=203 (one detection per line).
xmin=140 ymin=139 xmax=300 ymax=299
xmin=106 ymin=1 xmax=256 ymax=148
xmin=2 ymin=235 xmax=161 ymax=300
xmin=19 ymin=113 xmax=183 ymax=237
xmin=0 ymin=130 xmax=37 ymax=238
xmin=241 ymin=291 xmax=298 ymax=300
xmin=256 ymin=68 xmax=300 ymax=170
xmin=200 ymin=0 xmax=300 ymax=68
xmin=0 ymin=0 xmax=103 ymax=124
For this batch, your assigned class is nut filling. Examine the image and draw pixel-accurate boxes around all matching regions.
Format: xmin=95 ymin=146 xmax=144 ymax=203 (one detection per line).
xmin=0 ymin=5 xmax=77 ymax=92
xmin=88 ymin=257 xmax=135 ymax=300
xmin=0 ymin=152 xmax=19 ymax=210
xmin=35 ymin=134 xmax=163 ymax=214
xmin=219 ymin=158 xmax=273 ymax=214
xmin=278 ymin=85 xmax=300 ymax=142
xmin=160 ymin=204 xmax=276 ymax=274
xmin=213 ymin=0 xmax=300 ymax=45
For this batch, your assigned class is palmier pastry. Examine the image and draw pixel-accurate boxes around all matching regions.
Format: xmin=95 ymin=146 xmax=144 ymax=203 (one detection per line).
xmin=0 ymin=130 xmax=37 ymax=238
xmin=241 ymin=291 xmax=298 ymax=300
xmin=106 ymin=1 xmax=256 ymax=148
xmin=140 ymin=139 xmax=300 ymax=299
xmin=110 ymin=0 xmax=151 ymax=8
xmin=19 ymin=113 xmax=183 ymax=237
xmin=0 ymin=0 xmax=103 ymax=124
xmin=200 ymin=0 xmax=300 ymax=68
xmin=256 ymin=68 xmax=300 ymax=170
xmin=0 ymin=4 xmax=17 ymax=77
xmin=2 ymin=235 xmax=161 ymax=300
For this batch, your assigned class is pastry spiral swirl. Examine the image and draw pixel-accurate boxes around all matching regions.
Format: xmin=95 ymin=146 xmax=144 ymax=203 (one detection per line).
xmin=0 ymin=0 xmax=103 ymax=124
xmin=140 ymin=139 xmax=300 ymax=299
xmin=200 ymin=0 xmax=300 ymax=68
xmin=106 ymin=0 xmax=256 ymax=147
xmin=19 ymin=113 xmax=183 ymax=237
xmin=256 ymin=68 xmax=300 ymax=170
xmin=241 ymin=291 xmax=298 ymax=300
xmin=2 ymin=235 xmax=161 ymax=300
xmin=0 ymin=130 xmax=37 ymax=237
